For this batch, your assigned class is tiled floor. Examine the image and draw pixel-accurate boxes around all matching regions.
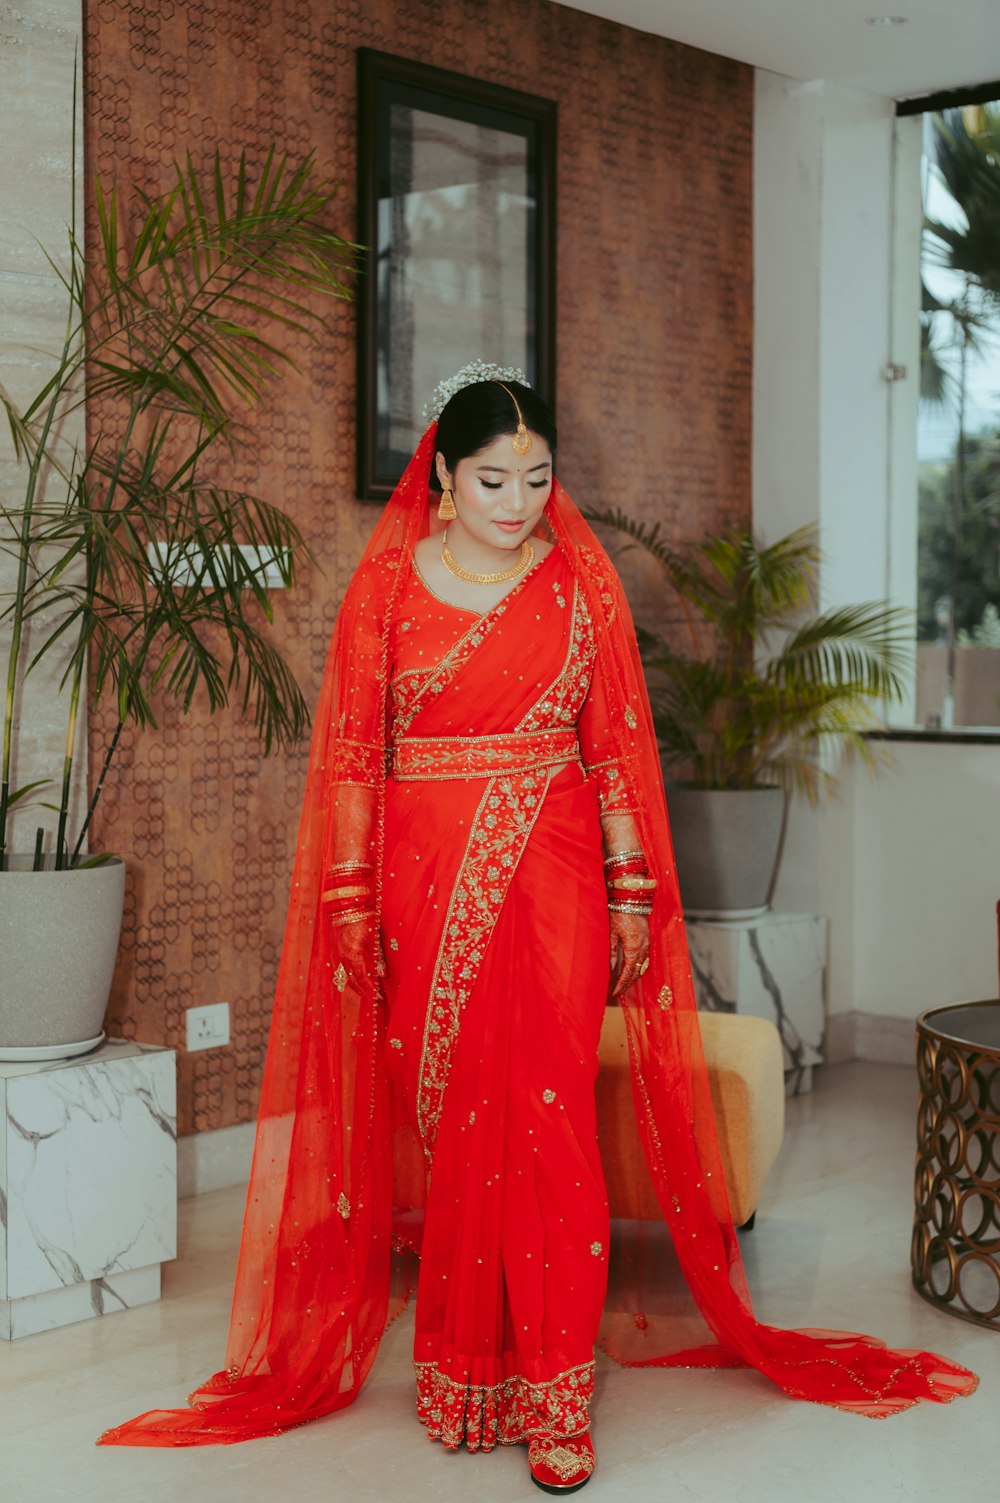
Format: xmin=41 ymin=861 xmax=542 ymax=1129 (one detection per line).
xmin=4 ymin=1062 xmax=995 ymax=1503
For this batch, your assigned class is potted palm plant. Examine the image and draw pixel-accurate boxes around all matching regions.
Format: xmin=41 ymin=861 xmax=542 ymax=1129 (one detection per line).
xmin=0 ymin=145 xmax=355 ymax=1059
xmin=584 ymin=514 xmax=909 ymax=916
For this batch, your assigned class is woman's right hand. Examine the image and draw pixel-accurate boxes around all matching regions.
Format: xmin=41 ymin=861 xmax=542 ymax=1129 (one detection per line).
xmin=333 ymin=916 xmax=380 ymax=988
xmin=609 ymin=910 xmax=651 ymax=997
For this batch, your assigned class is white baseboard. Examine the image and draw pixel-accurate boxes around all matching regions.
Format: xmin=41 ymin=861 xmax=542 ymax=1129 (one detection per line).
xmin=178 ymin=1120 xmax=255 ymax=1199
xmin=824 ymin=1010 xmax=916 ymax=1068
xmin=855 ymin=1011 xmax=917 ymax=1066
xmin=824 ymin=1012 xmax=856 ymax=1065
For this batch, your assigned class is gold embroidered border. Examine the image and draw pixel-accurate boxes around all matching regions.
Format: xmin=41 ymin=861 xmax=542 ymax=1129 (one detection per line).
xmin=415 ymin=1358 xmax=594 ymax=1452
xmin=395 ymin=753 xmax=578 ymax=784
xmin=584 ymin=757 xmax=637 ymax=815
xmin=393 ymin=560 xmax=546 ymax=737
xmin=518 ymin=582 xmax=596 ymax=733
xmin=392 ymin=728 xmax=580 ymax=781
xmin=328 ymin=737 xmax=381 ymax=785
xmin=389 ymin=665 xmax=432 ymax=728
xmin=416 ymin=767 xmax=552 ymax=1157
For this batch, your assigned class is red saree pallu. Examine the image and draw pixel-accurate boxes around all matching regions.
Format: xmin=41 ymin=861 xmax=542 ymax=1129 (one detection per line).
xmin=98 ymin=424 xmax=977 ymax=1451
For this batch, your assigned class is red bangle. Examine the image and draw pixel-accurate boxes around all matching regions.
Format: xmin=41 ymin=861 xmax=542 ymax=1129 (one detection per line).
xmin=605 ymin=855 xmax=648 ymax=878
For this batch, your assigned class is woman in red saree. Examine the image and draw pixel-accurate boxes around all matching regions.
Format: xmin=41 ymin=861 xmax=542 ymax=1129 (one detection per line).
xmin=99 ymin=370 xmax=976 ymax=1492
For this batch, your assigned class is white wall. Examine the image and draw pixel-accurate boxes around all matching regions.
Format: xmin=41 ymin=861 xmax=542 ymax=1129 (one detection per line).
xmin=753 ymin=74 xmax=901 ymax=602
xmin=752 ymin=75 xmax=825 ymax=552
xmin=887 ymin=113 xmax=923 ymax=723
xmin=0 ymin=0 xmax=87 ymax=855
xmin=754 ymin=72 xmax=900 ymax=931
xmin=753 ymin=72 xmax=998 ymax=1051
xmin=837 ymin=741 xmax=999 ymax=1019
xmin=815 ymin=83 xmax=896 ymax=615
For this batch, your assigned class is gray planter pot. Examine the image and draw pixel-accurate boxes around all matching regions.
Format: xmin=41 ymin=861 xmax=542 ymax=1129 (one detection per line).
xmin=665 ymin=786 xmax=786 ymax=920
xmin=0 ymin=856 xmax=125 ymax=1061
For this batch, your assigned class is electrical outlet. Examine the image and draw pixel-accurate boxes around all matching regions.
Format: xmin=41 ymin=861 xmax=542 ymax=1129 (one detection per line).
xmin=186 ymin=1002 xmax=230 ymax=1052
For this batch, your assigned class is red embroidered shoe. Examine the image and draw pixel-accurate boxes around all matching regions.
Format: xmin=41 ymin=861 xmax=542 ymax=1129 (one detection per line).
xmin=528 ymin=1430 xmax=596 ymax=1494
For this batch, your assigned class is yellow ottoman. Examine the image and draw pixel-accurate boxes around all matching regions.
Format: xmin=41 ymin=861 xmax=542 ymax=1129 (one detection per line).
xmin=596 ymin=1006 xmax=785 ymax=1229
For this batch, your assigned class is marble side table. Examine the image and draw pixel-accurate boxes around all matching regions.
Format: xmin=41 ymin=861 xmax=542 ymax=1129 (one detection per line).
xmin=1 ymin=1039 xmax=176 ymax=1340
xmin=686 ymin=911 xmax=827 ymax=1094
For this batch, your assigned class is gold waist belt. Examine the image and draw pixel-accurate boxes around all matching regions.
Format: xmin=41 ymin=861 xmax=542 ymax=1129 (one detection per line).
xmin=390 ymin=728 xmax=580 ymax=782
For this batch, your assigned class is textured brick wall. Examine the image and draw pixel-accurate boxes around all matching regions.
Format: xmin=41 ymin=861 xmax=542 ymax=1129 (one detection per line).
xmin=84 ymin=0 xmax=753 ymax=1134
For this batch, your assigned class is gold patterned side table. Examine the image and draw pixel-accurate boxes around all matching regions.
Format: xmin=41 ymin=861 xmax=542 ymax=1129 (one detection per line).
xmin=913 ymin=1000 xmax=1000 ymax=1328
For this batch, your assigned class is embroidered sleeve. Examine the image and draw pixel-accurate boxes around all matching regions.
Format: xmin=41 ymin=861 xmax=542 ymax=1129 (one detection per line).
xmin=328 ymin=737 xmax=382 ymax=788
xmin=576 ymin=658 xmax=639 ymax=816
xmin=581 ymin=756 xmax=635 ymax=815
xmin=327 ymin=553 xmax=399 ymax=791
xmin=319 ymin=553 xmax=399 ymax=895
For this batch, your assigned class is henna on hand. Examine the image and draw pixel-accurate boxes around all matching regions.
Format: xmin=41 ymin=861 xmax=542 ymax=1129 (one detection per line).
xmin=609 ymin=910 xmax=651 ymax=997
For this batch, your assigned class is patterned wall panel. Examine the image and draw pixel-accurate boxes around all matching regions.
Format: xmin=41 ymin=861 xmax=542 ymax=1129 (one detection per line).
xmin=83 ymin=0 xmax=753 ymax=1135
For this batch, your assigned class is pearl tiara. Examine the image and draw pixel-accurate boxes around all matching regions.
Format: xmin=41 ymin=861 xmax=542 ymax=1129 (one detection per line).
xmin=422 ymin=359 xmax=531 ymax=425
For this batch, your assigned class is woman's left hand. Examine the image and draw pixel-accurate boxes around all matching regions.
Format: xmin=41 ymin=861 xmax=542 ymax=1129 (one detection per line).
xmin=609 ymin=911 xmax=651 ymax=997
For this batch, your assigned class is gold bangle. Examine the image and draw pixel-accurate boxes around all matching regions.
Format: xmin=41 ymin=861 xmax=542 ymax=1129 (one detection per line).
xmin=608 ymin=900 xmax=654 ymax=916
xmin=328 ymin=907 xmax=375 ymax=927
xmin=322 ymin=883 xmax=372 ymax=902
xmin=608 ymin=875 xmax=657 ymax=892
xmin=604 ymin=849 xmax=645 ymax=868
xmin=328 ymin=860 xmax=373 ymax=876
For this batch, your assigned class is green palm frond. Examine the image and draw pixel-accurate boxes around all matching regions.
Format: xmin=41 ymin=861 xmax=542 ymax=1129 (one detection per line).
xmin=696 ymin=524 xmax=817 ymax=611
xmin=769 ymin=603 xmax=911 ymax=698
xmin=1 ymin=142 xmax=358 ymax=865
xmin=924 ymin=107 xmax=1000 ymax=304
xmin=595 ymin=512 xmax=910 ymax=802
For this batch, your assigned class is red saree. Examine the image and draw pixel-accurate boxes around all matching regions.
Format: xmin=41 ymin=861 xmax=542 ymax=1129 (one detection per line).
xmin=98 ymin=426 xmax=976 ymax=1450
xmin=383 ymin=551 xmax=615 ymax=1447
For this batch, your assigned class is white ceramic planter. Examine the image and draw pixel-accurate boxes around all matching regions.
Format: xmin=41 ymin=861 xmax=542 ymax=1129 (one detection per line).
xmin=0 ymin=856 xmax=125 ymax=1061
xmin=665 ymin=786 xmax=786 ymax=919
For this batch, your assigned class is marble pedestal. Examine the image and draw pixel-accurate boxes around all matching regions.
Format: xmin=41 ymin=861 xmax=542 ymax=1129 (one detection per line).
xmin=686 ymin=912 xmax=827 ymax=1094
xmin=0 ymin=1039 xmax=176 ymax=1340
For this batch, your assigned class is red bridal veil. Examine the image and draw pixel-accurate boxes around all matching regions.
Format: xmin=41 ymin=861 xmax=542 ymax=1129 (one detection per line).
xmin=99 ymin=426 xmax=976 ymax=1447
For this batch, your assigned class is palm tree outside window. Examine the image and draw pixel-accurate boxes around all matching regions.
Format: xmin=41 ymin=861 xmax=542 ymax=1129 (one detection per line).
xmin=917 ymin=101 xmax=1000 ymax=729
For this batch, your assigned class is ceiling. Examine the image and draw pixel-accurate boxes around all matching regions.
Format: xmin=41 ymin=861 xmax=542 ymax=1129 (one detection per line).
xmin=559 ymin=0 xmax=1000 ymax=100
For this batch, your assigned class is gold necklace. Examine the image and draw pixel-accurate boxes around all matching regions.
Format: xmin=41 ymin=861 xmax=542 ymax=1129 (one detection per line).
xmin=441 ymin=532 xmax=534 ymax=585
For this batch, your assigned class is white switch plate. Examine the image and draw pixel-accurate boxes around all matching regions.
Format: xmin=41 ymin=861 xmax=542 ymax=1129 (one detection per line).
xmin=186 ymin=1002 xmax=230 ymax=1052
xmin=146 ymin=540 xmax=289 ymax=589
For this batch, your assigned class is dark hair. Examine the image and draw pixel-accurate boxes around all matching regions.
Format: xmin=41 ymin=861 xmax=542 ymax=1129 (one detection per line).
xmin=432 ymin=380 xmax=556 ymax=488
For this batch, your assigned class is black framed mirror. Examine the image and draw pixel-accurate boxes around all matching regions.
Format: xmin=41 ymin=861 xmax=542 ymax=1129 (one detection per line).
xmin=356 ymin=48 xmax=557 ymax=500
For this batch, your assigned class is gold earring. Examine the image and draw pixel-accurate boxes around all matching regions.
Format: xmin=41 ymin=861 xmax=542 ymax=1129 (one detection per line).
xmin=438 ymin=486 xmax=457 ymax=521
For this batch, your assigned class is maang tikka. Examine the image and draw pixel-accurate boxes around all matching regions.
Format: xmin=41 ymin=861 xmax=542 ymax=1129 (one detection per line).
xmin=496 ymin=382 xmax=532 ymax=455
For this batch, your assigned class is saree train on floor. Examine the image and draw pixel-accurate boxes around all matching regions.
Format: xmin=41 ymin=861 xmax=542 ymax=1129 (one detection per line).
xmin=99 ymin=426 xmax=976 ymax=1449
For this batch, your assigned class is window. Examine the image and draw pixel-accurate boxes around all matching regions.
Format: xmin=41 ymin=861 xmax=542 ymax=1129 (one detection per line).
xmin=912 ymin=100 xmax=1000 ymax=728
